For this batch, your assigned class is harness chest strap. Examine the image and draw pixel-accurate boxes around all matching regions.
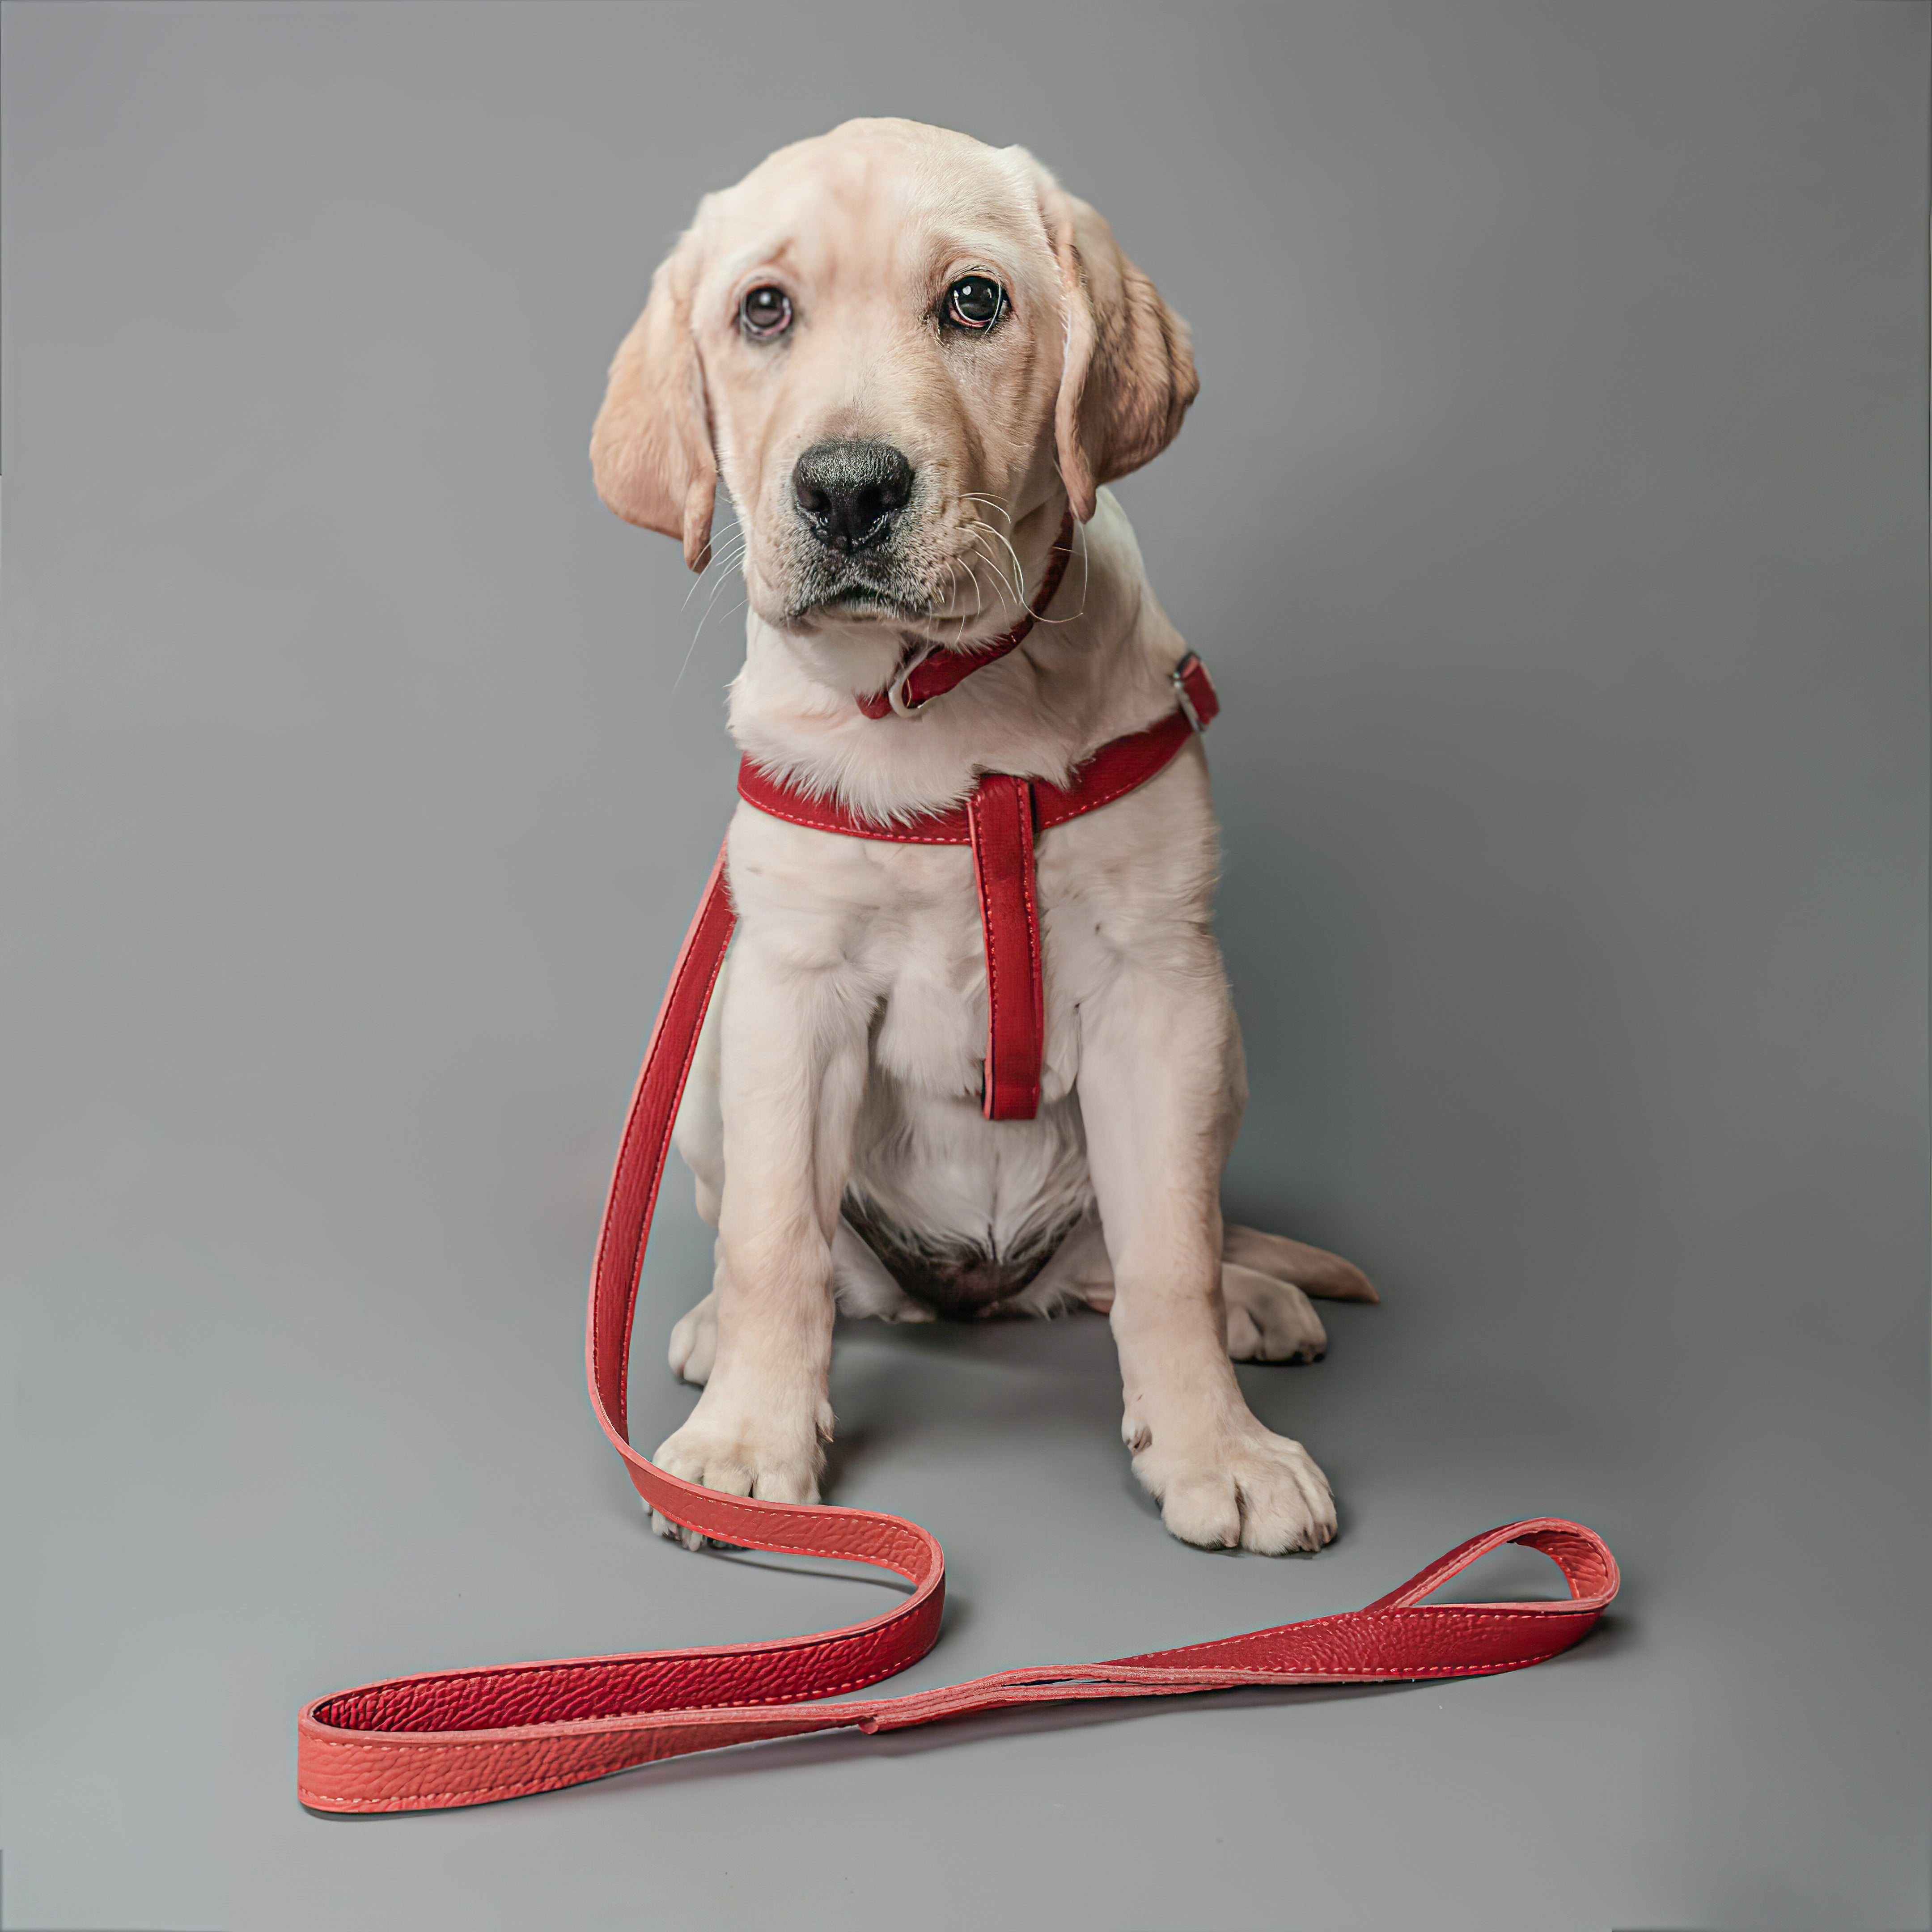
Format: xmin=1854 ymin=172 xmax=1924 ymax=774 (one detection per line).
xmin=293 ymin=652 xmax=1620 ymax=1815
xmin=741 ymin=652 xmax=1225 ymax=1119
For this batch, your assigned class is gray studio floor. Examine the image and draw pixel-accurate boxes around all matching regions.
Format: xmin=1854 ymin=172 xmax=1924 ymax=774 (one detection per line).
xmin=4 ymin=6 xmax=1927 ymax=1931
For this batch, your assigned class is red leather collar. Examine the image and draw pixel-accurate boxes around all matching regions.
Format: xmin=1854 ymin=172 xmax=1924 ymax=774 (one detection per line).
xmin=856 ymin=508 xmax=1078 ymax=719
xmin=746 ymin=652 xmax=1222 ymax=846
xmin=740 ymin=653 xmax=1221 ymax=1119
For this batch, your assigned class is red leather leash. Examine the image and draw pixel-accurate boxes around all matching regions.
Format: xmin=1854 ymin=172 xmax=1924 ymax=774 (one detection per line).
xmin=295 ymin=667 xmax=1619 ymax=1816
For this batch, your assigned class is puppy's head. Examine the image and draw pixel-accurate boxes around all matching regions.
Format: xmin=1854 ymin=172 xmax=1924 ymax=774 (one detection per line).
xmin=590 ymin=119 xmax=1197 ymax=644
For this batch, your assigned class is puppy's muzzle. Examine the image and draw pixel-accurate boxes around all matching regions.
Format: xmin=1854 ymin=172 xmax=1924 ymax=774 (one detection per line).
xmin=792 ymin=440 xmax=915 ymax=555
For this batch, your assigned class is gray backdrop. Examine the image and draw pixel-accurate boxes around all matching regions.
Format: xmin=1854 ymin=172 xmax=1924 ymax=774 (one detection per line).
xmin=4 ymin=5 xmax=1926 ymax=1930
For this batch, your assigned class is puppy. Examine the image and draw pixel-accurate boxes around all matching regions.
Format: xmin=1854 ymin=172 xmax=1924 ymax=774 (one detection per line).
xmin=591 ymin=119 xmax=1373 ymax=1555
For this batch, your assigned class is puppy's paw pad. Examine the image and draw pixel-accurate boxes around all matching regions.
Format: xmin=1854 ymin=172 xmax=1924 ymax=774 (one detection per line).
xmin=1222 ymin=1263 xmax=1327 ymax=1363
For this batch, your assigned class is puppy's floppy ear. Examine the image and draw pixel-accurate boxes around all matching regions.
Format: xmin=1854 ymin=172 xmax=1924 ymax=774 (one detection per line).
xmin=589 ymin=227 xmax=717 ymax=571
xmin=1038 ymin=175 xmax=1199 ymax=523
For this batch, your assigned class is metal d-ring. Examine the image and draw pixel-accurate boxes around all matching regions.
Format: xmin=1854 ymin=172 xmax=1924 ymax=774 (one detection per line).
xmin=1171 ymin=657 xmax=1206 ymax=734
xmin=887 ymin=644 xmax=942 ymax=718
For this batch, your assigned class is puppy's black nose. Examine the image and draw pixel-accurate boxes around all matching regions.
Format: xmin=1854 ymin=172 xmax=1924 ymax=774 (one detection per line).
xmin=792 ymin=441 xmax=915 ymax=553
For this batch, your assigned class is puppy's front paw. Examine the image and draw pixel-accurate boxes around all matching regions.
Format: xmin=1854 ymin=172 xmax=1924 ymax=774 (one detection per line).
xmin=1130 ymin=1417 xmax=1336 ymax=1555
xmin=650 ymin=1400 xmax=828 ymax=1551
xmin=1222 ymin=1263 xmax=1327 ymax=1362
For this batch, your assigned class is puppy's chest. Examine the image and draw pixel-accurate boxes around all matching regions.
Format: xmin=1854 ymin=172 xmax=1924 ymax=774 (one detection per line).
xmin=731 ymin=798 xmax=1198 ymax=1102
xmin=862 ymin=837 xmax=1104 ymax=1102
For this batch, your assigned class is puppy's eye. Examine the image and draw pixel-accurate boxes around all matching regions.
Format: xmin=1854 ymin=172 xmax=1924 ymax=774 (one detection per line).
xmin=945 ymin=275 xmax=1005 ymax=331
xmin=738 ymin=285 xmax=793 ymax=339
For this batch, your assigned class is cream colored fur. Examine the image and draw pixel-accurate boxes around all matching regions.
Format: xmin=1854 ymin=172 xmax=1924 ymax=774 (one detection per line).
xmin=593 ymin=120 xmax=1373 ymax=1555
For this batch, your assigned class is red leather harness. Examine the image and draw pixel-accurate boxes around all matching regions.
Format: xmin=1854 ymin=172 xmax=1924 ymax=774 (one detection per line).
xmin=293 ymin=527 xmax=1620 ymax=1815
xmin=741 ymin=650 xmax=1220 ymax=1119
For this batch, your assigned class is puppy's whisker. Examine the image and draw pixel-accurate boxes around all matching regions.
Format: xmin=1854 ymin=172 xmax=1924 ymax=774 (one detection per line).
xmin=942 ymin=559 xmax=974 ymax=631
xmin=952 ymin=552 xmax=990 ymax=635
xmin=672 ymin=550 xmax=752 ymax=694
xmin=964 ymin=522 xmax=1021 ymax=607
xmin=936 ymin=556 xmax=987 ymax=639
xmin=1043 ymin=463 xmax=1097 ymax=619
xmin=967 ymin=492 xmax=1088 ymax=622
xmin=975 ymin=540 xmax=1027 ymax=623
xmin=925 ymin=559 xmax=959 ymax=623
xmin=963 ymin=517 xmax=1028 ymax=616
xmin=682 ymin=548 xmax=750 ymax=627
xmin=677 ymin=551 xmax=747 ymax=628
xmin=698 ymin=539 xmax=749 ymax=590
xmin=959 ymin=491 xmax=1015 ymax=529
xmin=966 ymin=524 xmax=1028 ymax=620
xmin=678 ymin=521 xmax=745 ymax=612
xmin=1019 ymin=504 xmax=1090 ymax=627
xmin=963 ymin=546 xmax=1016 ymax=626
xmin=983 ymin=521 xmax=1042 ymax=619
xmin=1031 ymin=558 xmax=1089 ymax=625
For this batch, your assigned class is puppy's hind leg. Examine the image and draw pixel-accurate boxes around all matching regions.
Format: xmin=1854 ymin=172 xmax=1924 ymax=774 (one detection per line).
xmin=1223 ymin=1224 xmax=1378 ymax=1303
xmin=676 ymin=1215 xmax=933 ymax=1387
xmin=832 ymin=1217 xmax=936 ymax=1324
xmin=983 ymin=1211 xmax=1111 ymax=1319
xmin=1221 ymin=1263 xmax=1326 ymax=1363
xmin=1058 ymin=1218 xmax=1346 ymax=1358
xmin=1215 ymin=1225 xmax=1380 ymax=1360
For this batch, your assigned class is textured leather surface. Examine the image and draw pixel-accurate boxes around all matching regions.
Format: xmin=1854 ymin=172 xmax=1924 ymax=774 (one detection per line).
xmin=966 ymin=774 xmax=1044 ymax=1119
xmin=295 ymin=661 xmax=1618 ymax=1814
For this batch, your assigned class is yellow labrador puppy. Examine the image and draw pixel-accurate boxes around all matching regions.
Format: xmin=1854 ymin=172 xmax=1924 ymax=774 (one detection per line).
xmin=591 ymin=119 xmax=1374 ymax=1555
